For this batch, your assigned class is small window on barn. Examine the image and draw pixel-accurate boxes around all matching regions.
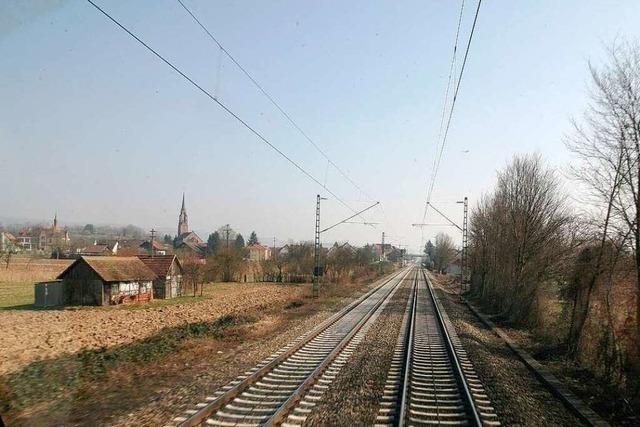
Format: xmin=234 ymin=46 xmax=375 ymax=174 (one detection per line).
xmin=111 ymin=283 xmax=118 ymax=294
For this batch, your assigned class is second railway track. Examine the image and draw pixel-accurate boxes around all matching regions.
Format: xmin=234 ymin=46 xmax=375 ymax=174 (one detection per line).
xmin=172 ymin=267 xmax=413 ymax=427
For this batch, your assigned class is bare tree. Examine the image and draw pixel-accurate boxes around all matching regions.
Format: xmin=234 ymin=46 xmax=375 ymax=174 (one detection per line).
xmin=210 ymin=247 xmax=245 ymax=282
xmin=566 ymin=39 xmax=640 ymax=343
xmin=1 ymin=250 xmax=13 ymax=270
xmin=468 ymin=154 xmax=571 ymax=325
xmin=181 ymin=257 xmax=203 ymax=296
xmin=433 ymin=233 xmax=456 ymax=273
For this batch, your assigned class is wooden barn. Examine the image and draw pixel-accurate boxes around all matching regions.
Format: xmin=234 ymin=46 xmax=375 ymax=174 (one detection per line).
xmin=57 ymin=256 xmax=156 ymax=305
xmin=138 ymin=255 xmax=183 ymax=299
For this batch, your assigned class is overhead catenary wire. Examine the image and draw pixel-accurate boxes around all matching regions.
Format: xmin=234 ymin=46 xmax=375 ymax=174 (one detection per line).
xmin=85 ymin=0 xmax=365 ymax=218
xmin=176 ymin=0 xmax=374 ymax=203
xmin=320 ymin=201 xmax=380 ymax=234
xmin=422 ymin=0 xmax=465 ymax=224
xmin=421 ymin=0 xmax=482 ymax=224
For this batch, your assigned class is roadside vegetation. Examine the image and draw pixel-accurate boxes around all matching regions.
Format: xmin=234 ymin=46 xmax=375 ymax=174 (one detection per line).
xmin=178 ymin=237 xmax=396 ymax=295
xmin=467 ymin=40 xmax=640 ymax=420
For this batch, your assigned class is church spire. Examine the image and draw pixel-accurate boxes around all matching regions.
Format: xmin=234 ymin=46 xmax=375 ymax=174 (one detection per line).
xmin=178 ymin=193 xmax=189 ymax=236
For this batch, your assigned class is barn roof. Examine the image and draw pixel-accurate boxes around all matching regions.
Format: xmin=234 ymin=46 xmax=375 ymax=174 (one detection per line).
xmin=137 ymin=255 xmax=181 ymax=276
xmin=80 ymin=244 xmax=111 ymax=254
xmin=58 ymin=256 xmax=157 ymax=282
xmin=177 ymin=240 xmax=206 ymax=254
xmin=139 ymin=240 xmax=166 ymax=250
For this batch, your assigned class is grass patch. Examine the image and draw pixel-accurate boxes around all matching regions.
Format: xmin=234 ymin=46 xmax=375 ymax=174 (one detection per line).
xmin=1 ymin=313 xmax=258 ymax=418
xmin=0 ymin=281 xmax=34 ymax=310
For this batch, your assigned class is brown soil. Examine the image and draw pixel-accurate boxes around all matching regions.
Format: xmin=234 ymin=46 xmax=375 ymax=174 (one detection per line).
xmin=1 ymin=273 xmax=388 ymax=426
xmin=0 ymin=283 xmax=306 ymax=375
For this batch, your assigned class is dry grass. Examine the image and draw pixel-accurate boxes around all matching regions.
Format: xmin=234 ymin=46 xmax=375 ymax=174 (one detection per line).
xmin=0 ymin=258 xmax=71 ymax=309
xmin=0 ymin=258 xmax=72 ymax=282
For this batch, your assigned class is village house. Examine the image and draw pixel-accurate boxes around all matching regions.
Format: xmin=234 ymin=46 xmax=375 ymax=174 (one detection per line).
xmin=373 ymin=243 xmax=398 ymax=261
xmin=56 ymin=256 xmax=156 ymax=305
xmin=138 ymin=255 xmax=183 ymax=298
xmin=246 ymin=244 xmax=271 ymax=262
xmin=327 ymin=242 xmax=357 ymax=256
xmin=37 ymin=213 xmax=70 ymax=252
xmin=78 ymin=240 xmax=118 ymax=256
xmin=139 ymin=240 xmax=168 ymax=256
xmin=78 ymin=244 xmax=112 ymax=256
xmin=175 ymin=240 xmax=206 ymax=257
xmin=16 ymin=230 xmax=34 ymax=251
xmin=0 ymin=231 xmax=18 ymax=252
xmin=16 ymin=214 xmax=70 ymax=253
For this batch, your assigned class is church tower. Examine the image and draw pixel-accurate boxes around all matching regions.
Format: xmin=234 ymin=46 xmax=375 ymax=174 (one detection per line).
xmin=178 ymin=193 xmax=189 ymax=236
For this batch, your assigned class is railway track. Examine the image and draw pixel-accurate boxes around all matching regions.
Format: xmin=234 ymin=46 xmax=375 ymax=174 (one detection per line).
xmin=377 ymin=269 xmax=499 ymax=426
xmin=172 ymin=267 xmax=414 ymax=427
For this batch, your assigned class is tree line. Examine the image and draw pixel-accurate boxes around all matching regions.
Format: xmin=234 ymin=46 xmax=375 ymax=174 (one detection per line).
xmin=178 ymin=226 xmax=396 ymax=295
xmin=467 ymin=41 xmax=640 ymax=405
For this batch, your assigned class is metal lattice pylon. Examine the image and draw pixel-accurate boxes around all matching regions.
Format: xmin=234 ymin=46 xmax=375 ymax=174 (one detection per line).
xmin=462 ymin=196 xmax=468 ymax=286
xmin=313 ymin=194 xmax=321 ymax=298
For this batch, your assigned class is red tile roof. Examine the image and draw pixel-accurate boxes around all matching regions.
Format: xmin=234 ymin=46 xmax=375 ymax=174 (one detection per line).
xmin=81 ymin=244 xmax=111 ymax=254
xmin=137 ymin=255 xmax=181 ymax=276
xmin=140 ymin=240 xmax=167 ymax=250
xmin=1 ymin=232 xmax=16 ymax=242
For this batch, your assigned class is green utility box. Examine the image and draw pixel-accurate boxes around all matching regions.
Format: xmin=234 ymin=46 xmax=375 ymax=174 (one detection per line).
xmin=34 ymin=280 xmax=65 ymax=307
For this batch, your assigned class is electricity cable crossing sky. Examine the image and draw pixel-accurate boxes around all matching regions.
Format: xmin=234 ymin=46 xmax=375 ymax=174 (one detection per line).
xmin=85 ymin=0 xmax=372 ymax=220
xmin=422 ymin=0 xmax=465 ymax=224
xmin=421 ymin=0 xmax=482 ymax=225
xmin=176 ymin=0 xmax=375 ymax=203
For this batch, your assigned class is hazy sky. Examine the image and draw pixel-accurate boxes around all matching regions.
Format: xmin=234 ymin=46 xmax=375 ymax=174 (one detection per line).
xmin=2 ymin=0 xmax=640 ymax=252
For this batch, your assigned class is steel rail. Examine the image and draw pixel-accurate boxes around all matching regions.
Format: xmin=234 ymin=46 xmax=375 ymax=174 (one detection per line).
xmin=423 ymin=268 xmax=483 ymax=426
xmin=265 ymin=267 xmax=414 ymax=425
xmin=396 ymin=269 xmax=418 ymax=427
xmin=177 ymin=267 xmax=409 ymax=427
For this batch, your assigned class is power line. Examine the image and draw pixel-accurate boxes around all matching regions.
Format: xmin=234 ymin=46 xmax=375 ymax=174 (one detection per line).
xmin=421 ymin=0 xmax=482 ymax=223
xmin=85 ymin=0 xmax=364 ymax=217
xmin=422 ymin=0 xmax=465 ymax=223
xmin=176 ymin=0 xmax=374 ymax=202
xmin=320 ymin=201 xmax=379 ymax=234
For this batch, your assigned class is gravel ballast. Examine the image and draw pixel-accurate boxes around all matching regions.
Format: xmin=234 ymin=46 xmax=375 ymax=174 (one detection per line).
xmin=303 ymin=272 xmax=413 ymax=426
xmin=432 ymin=281 xmax=584 ymax=426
